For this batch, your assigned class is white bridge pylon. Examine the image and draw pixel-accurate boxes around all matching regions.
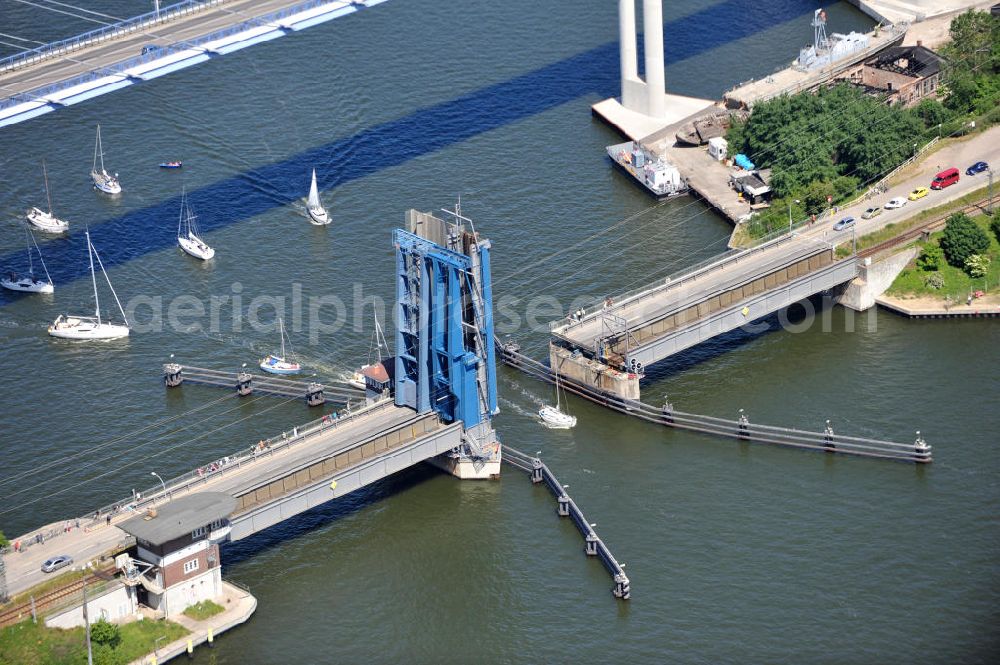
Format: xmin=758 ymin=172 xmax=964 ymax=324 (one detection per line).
xmin=619 ymin=0 xmax=668 ymax=118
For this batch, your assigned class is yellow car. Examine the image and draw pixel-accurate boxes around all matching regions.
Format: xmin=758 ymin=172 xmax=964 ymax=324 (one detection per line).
xmin=908 ymin=187 xmax=930 ymax=201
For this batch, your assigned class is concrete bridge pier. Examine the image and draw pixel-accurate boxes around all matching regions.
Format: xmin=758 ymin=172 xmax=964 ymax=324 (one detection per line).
xmin=549 ymin=344 xmax=640 ymax=401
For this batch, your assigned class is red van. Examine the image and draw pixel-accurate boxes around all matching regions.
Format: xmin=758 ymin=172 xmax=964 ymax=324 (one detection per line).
xmin=931 ymin=167 xmax=960 ymax=189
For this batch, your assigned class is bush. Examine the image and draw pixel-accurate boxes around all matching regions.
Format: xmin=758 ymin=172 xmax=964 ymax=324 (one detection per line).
xmin=916 ymin=245 xmax=944 ymax=271
xmin=924 ymin=273 xmax=945 ymax=289
xmin=991 ymin=214 xmax=1000 ymax=243
xmin=964 ymin=254 xmax=991 ymax=277
xmin=90 ymin=619 xmax=121 ymax=649
xmin=0 ymin=529 xmax=8 ymax=548
xmin=940 ymin=213 xmax=990 ymax=267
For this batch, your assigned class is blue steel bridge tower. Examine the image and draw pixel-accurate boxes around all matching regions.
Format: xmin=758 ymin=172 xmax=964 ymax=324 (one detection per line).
xmin=393 ymin=205 xmax=500 ymax=477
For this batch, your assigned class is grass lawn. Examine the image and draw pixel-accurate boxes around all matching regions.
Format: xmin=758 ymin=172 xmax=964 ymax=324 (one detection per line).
xmin=886 ymin=214 xmax=1000 ymax=299
xmin=182 ymin=599 xmax=224 ymax=621
xmin=0 ymin=617 xmax=188 ymax=665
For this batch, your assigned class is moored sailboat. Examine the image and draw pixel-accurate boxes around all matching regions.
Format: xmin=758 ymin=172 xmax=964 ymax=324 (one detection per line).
xmin=176 ymin=189 xmax=215 ymax=260
xmin=347 ymin=308 xmax=389 ymax=389
xmin=539 ymin=369 xmax=576 ymax=428
xmin=2 ymin=224 xmax=54 ymax=294
xmin=48 ymin=230 xmax=130 ymax=340
xmin=26 ymin=160 xmax=69 ymax=234
xmin=91 ymin=124 xmax=122 ymax=195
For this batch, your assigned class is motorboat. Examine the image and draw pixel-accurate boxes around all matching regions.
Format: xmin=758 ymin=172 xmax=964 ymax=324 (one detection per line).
xmin=159 ymin=161 xmax=183 ymax=169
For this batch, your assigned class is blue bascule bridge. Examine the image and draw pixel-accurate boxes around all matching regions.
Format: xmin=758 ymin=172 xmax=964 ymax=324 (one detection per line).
xmin=393 ymin=205 xmax=501 ymax=478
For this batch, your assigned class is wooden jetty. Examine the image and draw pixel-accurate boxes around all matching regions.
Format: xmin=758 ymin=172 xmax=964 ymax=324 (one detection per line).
xmin=163 ymin=363 xmax=363 ymax=407
xmin=503 ymin=446 xmax=630 ymax=600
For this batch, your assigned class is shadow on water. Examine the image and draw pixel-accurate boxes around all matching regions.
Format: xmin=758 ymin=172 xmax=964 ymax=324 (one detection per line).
xmin=640 ymin=294 xmax=831 ymax=383
xmin=221 ymin=463 xmax=440 ymax=566
xmin=0 ymin=0 xmax=817 ymax=305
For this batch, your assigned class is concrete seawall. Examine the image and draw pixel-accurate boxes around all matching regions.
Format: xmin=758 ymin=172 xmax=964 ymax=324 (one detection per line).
xmin=837 ymin=247 xmax=918 ymax=311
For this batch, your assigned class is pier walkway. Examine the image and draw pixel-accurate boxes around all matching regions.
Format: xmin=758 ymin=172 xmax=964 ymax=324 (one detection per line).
xmin=551 ymin=233 xmax=858 ymax=377
xmin=0 ymin=0 xmax=386 ymax=127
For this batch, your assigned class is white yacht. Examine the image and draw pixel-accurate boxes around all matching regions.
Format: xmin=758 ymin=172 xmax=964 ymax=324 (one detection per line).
xmin=2 ymin=225 xmax=54 ymax=294
xmin=177 ymin=189 xmax=215 ymax=260
xmin=90 ymin=124 xmax=122 ymax=195
xmin=26 ymin=160 xmax=69 ymax=234
xmin=259 ymin=318 xmax=301 ymax=374
xmin=539 ymin=370 xmax=576 ymax=429
xmin=48 ymin=230 xmax=130 ymax=340
xmin=306 ymin=168 xmax=329 ymax=225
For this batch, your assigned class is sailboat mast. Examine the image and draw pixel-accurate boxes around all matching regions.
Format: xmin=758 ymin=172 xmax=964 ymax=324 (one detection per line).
xmin=87 ymin=231 xmax=102 ymax=324
xmin=178 ymin=190 xmax=185 ymax=239
xmin=25 ymin=225 xmax=34 ymax=275
xmin=279 ymin=318 xmax=286 ymax=358
xmin=29 ymin=227 xmax=53 ymax=285
xmin=91 ymin=237 xmax=129 ymax=326
xmin=93 ymin=126 xmax=100 ymax=172
xmin=42 ymin=160 xmax=53 ymax=214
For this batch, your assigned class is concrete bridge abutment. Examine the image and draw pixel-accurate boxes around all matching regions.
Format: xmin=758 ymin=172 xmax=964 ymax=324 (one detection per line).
xmin=549 ymin=344 xmax=640 ymax=401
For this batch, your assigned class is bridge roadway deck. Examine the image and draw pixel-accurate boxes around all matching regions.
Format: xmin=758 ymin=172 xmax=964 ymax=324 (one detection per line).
xmin=1 ymin=400 xmax=444 ymax=597
xmin=553 ymin=234 xmax=833 ymax=355
xmin=0 ymin=0 xmax=331 ymax=99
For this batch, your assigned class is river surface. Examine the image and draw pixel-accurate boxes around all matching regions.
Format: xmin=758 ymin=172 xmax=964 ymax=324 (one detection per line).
xmin=0 ymin=1 xmax=997 ymax=663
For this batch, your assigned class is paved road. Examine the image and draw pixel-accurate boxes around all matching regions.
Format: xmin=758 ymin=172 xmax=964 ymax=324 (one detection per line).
xmin=0 ymin=0 xmax=340 ymax=98
xmin=807 ymin=125 xmax=1000 ymax=247
xmin=2 ymin=400 xmax=421 ymax=598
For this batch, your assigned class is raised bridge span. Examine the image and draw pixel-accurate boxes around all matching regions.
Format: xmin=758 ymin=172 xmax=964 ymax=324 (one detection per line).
xmin=549 ymin=234 xmax=860 ymax=399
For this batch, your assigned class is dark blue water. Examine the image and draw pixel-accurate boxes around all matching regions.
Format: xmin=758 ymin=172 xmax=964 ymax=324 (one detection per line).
xmin=1 ymin=1 xmax=997 ymax=663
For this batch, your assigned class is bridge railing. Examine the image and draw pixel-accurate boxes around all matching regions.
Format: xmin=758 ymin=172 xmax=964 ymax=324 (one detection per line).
xmin=0 ymin=0 xmax=223 ymax=75
xmin=0 ymin=0 xmax=362 ymax=112
xmin=551 ymin=232 xmax=814 ymax=333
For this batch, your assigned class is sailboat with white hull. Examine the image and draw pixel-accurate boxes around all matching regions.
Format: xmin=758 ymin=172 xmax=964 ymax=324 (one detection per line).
xmin=259 ymin=318 xmax=301 ymax=374
xmin=176 ymin=189 xmax=215 ymax=260
xmin=539 ymin=370 xmax=577 ymax=428
xmin=306 ymin=169 xmax=329 ymax=225
xmin=91 ymin=124 xmax=122 ymax=195
xmin=48 ymin=230 xmax=130 ymax=340
xmin=2 ymin=225 xmax=54 ymax=294
xmin=26 ymin=161 xmax=69 ymax=234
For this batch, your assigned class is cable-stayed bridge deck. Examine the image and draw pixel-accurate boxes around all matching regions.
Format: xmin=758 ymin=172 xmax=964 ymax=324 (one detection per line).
xmin=0 ymin=0 xmax=386 ymax=127
xmin=549 ymin=234 xmax=860 ymax=395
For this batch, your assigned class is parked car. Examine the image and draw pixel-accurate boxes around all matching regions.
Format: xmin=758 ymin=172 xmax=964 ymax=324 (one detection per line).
xmin=884 ymin=197 xmax=907 ymax=209
xmin=908 ymin=187 xmax=930 ymax=201
xmin=862 ymin=207 xmax=882 ymax=219
xmin=930 ymin=167 xmax=960 ymax=190
xmin=41 ymin=555 xmax=73 ymax=573
xmin=966 ymin=161 xmax=989 ymax=175
xmin=833 ymin=216 xmax=856 ymax=231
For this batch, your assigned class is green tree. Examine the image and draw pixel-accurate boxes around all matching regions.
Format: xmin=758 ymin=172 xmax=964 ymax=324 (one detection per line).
xmin=911 ymin=98 xmax=952 ymax=128
xmin=917 ymin=245 xmax=944 ymax=271
xmin=990 ymin=214 xmax=1000 ymax=243
xmin=0 ymin=529 xmax=8 ymax=548
xmin=90 ymin=619 xmax=121 ymax=649
xmin=940 ymin=213 xmax=991 ymax=267
xmin=964 ymin=254 xmax=991 ymax=278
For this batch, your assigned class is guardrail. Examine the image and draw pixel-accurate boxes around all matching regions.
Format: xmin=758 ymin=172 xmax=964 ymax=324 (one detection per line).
xmin=0 ymin=0 xmax=224 ymax=75
xmin=551 ymin=232 xmax=816 ymax=333
xmin=497 ymin=338 xmax=932 ymax=464
xmin=0 ymin=0 xmax=364 ymax=112
xmin=0 ymin=394 xmax=393 ymax=558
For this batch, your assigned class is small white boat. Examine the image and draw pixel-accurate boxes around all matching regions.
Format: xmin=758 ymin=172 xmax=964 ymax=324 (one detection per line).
xmin=48 ymin=230 xmax=130 ymax=340
xmin=2 ymin=225 xmax=54 ymax=294
xmin=176 ymin=189 xmax=215 ymax=260
xmin=26 ymin=161 xmax=69 ymax=233
xmin=538 ymin=371 xmax=576 ymax=428
xmin=306 ymin=168 xmax=329 ymax=225
xmin=91 ymin=124 xmax=122 ymax=195
xmin=347 ymin=308 xmax=390 ymax=389
xmin=260 ymin=318 xmax=301 ymax=374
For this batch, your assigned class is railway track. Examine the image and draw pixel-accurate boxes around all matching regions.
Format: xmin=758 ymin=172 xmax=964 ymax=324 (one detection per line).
xmin=858 ymin=194 xmax=998 ymax=258
xmin=0 ymin=566 xmax=115 ymax=628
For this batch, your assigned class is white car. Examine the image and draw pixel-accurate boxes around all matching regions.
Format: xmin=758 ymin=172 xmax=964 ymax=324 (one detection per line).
xmin=884 ymin=197 xmax=907 ymax=210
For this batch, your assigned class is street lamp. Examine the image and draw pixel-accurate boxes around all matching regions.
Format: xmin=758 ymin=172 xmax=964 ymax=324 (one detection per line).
xmin=150 ymin=471 xmax=168 ymax=502
xmin=788 ymin=199 xmax=801 ymax=233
